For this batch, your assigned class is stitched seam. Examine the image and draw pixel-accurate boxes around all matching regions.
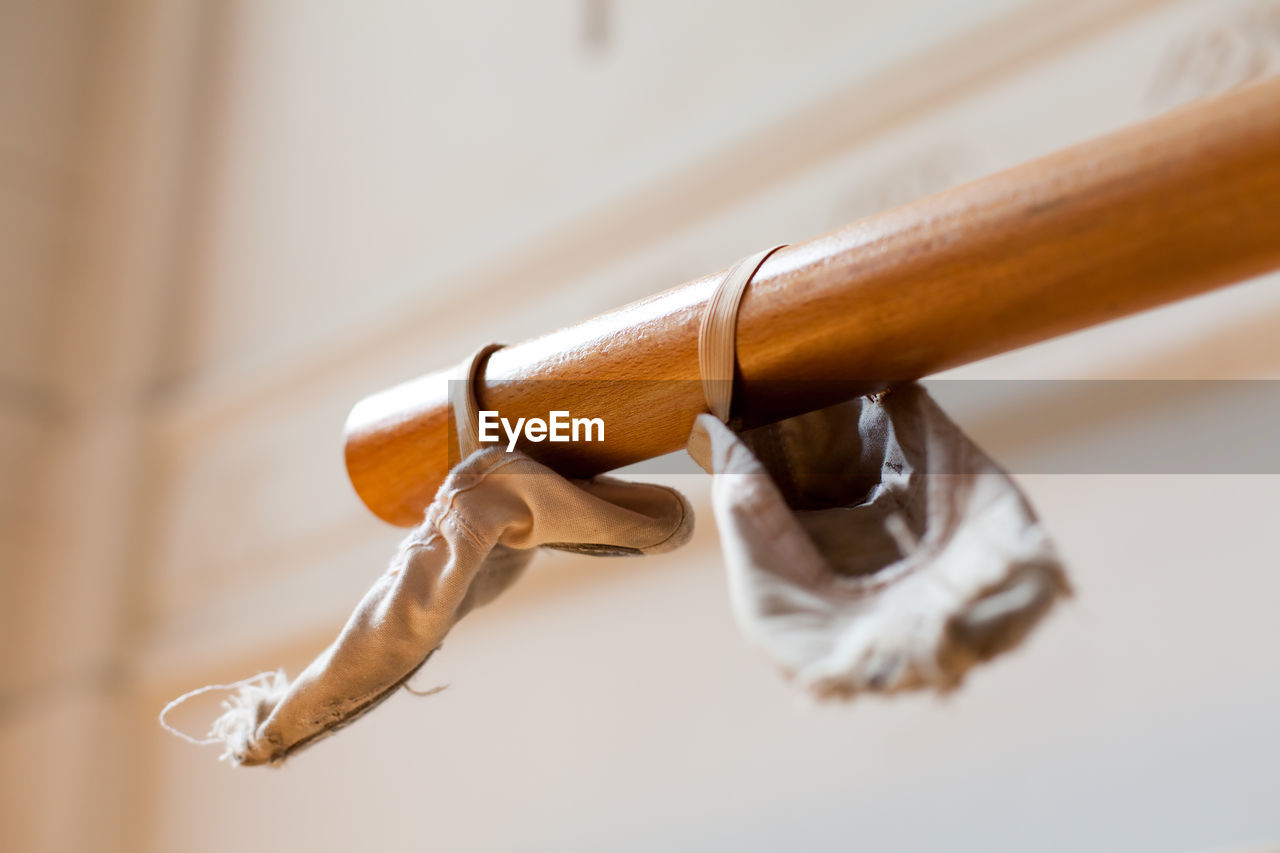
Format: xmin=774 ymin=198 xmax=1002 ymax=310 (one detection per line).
xmin=636 ymin=486 xmax=689 ymax=551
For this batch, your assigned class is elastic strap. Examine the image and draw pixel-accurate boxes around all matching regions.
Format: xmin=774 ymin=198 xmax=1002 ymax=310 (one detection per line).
xmin=698 ymin=245 xmax=787 ymax=422
xmin=453 ymin=343 xmax=506 ymax=458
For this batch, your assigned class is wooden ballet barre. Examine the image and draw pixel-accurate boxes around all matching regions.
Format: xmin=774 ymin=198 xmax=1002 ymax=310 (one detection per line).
xmin=346 ymin=76 xmax=1280 ymax=527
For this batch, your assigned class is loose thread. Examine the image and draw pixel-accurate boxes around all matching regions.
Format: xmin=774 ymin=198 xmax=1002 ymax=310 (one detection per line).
xmin=158 ymin=671 xmax=283 ymax=746
xmin=403 ymin=682 xmax=450 ymax=697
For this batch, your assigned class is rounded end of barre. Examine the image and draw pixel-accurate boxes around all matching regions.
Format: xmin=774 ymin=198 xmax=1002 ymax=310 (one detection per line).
xmin=343 ymin=369 xmax=455 ymax=527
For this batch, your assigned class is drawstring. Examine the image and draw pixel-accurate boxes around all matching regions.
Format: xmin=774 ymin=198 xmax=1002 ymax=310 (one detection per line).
xmin=157 ymin=670 xmax=284 ymax=746
xmin=698 ymin=246 xmax=787 ymax=423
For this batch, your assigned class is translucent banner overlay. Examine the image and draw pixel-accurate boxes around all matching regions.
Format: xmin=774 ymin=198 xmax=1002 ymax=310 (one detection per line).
xmin=447 ymin=379 xmax=1280 ymax=474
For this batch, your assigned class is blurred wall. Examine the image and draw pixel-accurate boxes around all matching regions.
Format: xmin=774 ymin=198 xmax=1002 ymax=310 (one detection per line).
xmin=2 ymin=1 xmax=1280 ymax=851
xmin=1 ymin=2 xmax=200 ymax=851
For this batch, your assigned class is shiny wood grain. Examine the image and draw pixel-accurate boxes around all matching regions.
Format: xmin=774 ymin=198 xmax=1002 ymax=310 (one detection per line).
xmin=347 ymin=77 xmax=1280 ymax=526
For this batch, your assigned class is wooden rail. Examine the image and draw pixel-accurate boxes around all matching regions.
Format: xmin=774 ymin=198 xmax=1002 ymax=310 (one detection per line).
xmin=346 ymin=77 xmax=1280 ymax=526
